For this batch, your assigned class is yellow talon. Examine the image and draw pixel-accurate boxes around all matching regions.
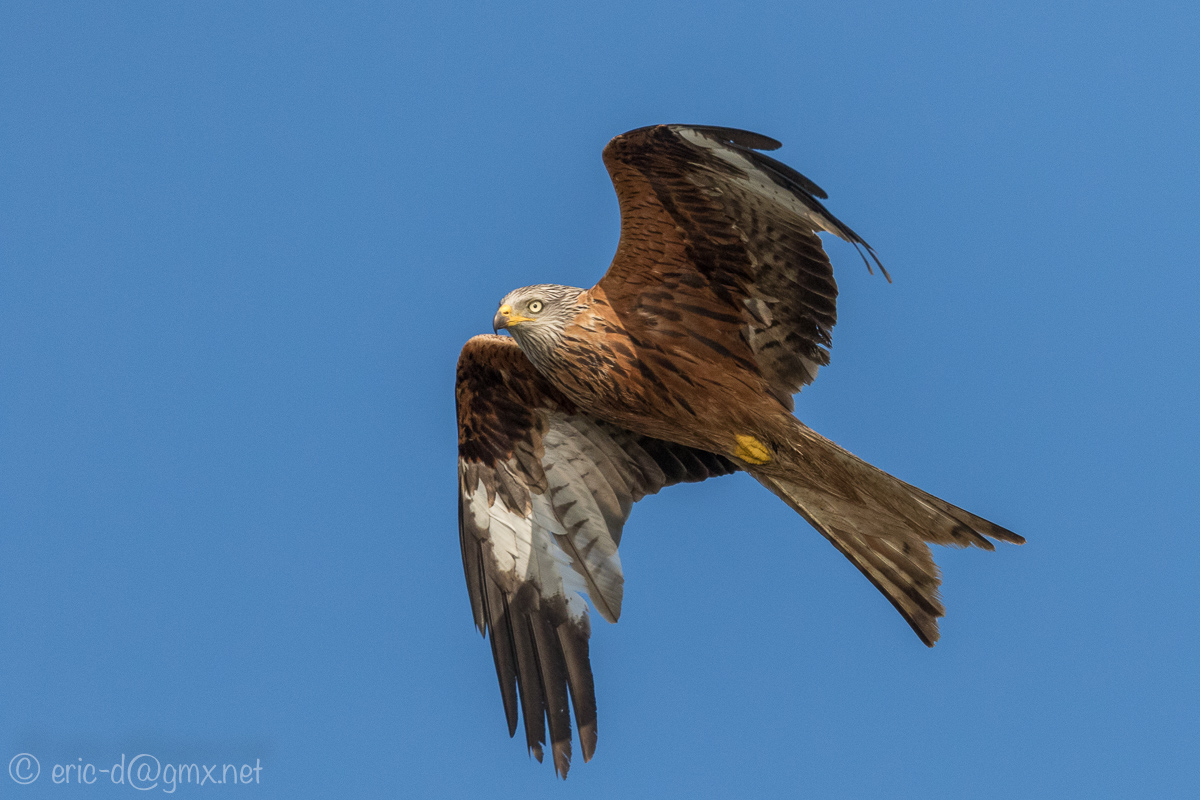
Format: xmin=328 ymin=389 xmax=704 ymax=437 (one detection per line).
xmin=733 ymin=434 xmax=772 ymax=465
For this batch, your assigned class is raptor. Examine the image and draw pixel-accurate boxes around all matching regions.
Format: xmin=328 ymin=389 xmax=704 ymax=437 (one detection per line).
xmin=455 ymin=124 xmax=1022 ymax=777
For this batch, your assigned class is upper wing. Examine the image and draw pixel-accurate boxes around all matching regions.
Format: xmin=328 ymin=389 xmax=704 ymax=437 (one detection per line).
xmin=456 ymin=334 xmax=737 ymax=777
xmin=598 ymin=124 xmax=885 ymax=409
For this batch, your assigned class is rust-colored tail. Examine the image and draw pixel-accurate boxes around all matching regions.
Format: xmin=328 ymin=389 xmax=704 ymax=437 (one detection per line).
xmin=750 ymin=421 xmax=1023 ymax=645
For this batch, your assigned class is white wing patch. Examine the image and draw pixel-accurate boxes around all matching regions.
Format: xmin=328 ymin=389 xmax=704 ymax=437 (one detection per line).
xmin=462 ymin=471 xmax=601 ymax=625
xmin=470 ymin=484 xmax=534 ymax=578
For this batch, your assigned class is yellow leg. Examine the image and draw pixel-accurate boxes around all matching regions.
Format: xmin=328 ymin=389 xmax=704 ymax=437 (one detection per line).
xmin=733 ymin=434 xmax=772 ymax=465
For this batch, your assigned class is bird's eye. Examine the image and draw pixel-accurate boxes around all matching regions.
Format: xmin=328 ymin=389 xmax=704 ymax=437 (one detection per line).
xmin=528 ymin=300 xmax=543 ymax=314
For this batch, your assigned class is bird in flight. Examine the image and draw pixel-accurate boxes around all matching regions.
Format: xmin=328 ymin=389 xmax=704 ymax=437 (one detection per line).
xmin=455 ymin=124 xmax=1023 ymax=777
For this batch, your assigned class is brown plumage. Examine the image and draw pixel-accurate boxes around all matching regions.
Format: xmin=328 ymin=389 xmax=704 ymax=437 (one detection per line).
xmin=457 ymin=124 xmax=1023 ymax=777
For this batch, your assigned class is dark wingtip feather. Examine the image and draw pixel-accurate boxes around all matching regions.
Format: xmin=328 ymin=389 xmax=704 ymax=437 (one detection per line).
xmin=558 ymin=623 xmax=598 ymax=763
xmin=679 ymin=124 xmax=783 ymax=152
xmin=529 ymin=614 xmax=574 ymax=778
xmin=552 ymin=742 xmax=571 ymax=779
xmin=853 ymin=241 xmax=891 ymax=283
xmin=483 ymin=578 xmax=521 ymax=737
xmin=485 ymin=588 xmax=600 ymax=778
xmin=509 ymin=606 xmax=548 ymax=760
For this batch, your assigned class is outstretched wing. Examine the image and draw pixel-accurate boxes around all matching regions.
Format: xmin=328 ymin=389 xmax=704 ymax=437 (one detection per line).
xmin=456 ymin=334 xmax=737 ymax=776
xmin=598 ymin=124 xmax=885 ymax=409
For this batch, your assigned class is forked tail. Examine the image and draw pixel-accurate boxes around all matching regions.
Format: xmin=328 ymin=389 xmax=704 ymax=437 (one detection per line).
xmin=749 ymin=423 xmax=1023 ymax=645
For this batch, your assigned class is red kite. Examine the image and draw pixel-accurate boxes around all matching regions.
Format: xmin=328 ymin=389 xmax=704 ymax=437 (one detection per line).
xmin=456 ymin=124 xmax=1022 ymax=776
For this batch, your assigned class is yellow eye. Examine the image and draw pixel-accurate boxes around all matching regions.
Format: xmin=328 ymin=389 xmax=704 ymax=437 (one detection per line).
xmin=528 ymin=300 xmax=543 ymax=314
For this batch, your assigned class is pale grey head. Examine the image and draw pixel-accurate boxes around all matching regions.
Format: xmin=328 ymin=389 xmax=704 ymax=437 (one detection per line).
xmin=493 ymin=283 xmax=586 ymax=369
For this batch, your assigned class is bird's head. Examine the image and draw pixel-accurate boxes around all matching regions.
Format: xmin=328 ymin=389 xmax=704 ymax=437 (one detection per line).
xmin=494 ymin=284 xmax=584 ymax=334
xmin=493 ymin=284 xmax=586 ymax=369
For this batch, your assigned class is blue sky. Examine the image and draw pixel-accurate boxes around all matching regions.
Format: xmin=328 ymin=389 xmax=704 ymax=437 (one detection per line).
xmin=3 ymin=1 xmax=1198 ymax=797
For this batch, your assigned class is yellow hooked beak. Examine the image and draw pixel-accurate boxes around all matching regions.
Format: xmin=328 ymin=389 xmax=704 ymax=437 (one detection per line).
xmin=493 ymin=304 xmax=535 ymax=332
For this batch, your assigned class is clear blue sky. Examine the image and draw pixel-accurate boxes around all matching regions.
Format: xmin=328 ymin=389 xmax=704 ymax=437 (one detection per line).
xmin=3 ymin=2 xmax=1198 ymax=797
